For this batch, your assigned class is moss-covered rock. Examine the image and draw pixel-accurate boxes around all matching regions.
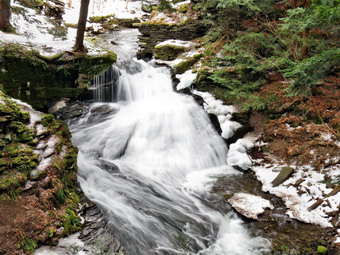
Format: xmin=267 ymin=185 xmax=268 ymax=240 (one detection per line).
xmin=137 ymin=20 xmax=209 ymax=59
xmin=0 ymin=44 xmax=116 ymax=110
xmin=0 ymin=170 xmax=28 ymax=191
xmin=154 ymin=44 xmax=187 ymax=61
xmin=173 ymin=57 xmax=198 ymax=74
xmin=89 ymin=14 xmax=115 ymax=24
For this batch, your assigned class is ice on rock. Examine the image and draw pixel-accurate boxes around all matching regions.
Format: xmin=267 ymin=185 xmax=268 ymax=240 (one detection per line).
xmin=220 ymin=119 xmax=242 ymax=139
xmin=176 ymin=70 xmax=197 ymax=90
xmin=227 ymin=139 xmax=254 ymax=170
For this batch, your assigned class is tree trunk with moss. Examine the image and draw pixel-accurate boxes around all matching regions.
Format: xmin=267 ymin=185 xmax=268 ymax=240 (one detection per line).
xmin=73 ymin=0 xmax=90 ymax=52
xmin=0 ymin=0 xmax=11 ymax=32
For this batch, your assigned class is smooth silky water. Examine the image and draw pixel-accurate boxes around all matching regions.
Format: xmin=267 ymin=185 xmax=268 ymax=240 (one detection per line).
xmin=69 ymin=29 xmax=270 ymax=255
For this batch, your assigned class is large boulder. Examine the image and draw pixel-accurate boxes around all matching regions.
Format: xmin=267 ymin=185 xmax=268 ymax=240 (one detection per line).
xmin=0 ymin=91 xmax=80 ymax=254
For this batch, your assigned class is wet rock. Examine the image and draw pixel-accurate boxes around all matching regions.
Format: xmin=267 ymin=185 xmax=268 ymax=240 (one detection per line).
xmin=231 ymin=111 xmax=250 ymax=125
xmin=327 ymin=249 xmax=340 ymax=255
xmin=208 ymin=113 xmax=222 ymax=135
xmin=226 ymin=124 xmax=253 ymax=146
xmin=154 ymin=40 xmax=193 ymax=61
xmin=191 ymin=93 xmax=205 ymax=106
xmin=271 ymin=166 xmax=295 ymax=187
xmin=49 ymin=100 xmax=87 ymax=120
xmin=90 ymin=104 xmax=115 ymax=116
xmin=98 ymin=159 xmax=121 ymax=174
xmin=79 ymin=200 xmax=124 ymax=255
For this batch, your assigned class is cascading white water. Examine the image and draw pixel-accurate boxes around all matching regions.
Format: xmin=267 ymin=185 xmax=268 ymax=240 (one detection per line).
xmin=70 ymin=29 xmax=270 ymax=255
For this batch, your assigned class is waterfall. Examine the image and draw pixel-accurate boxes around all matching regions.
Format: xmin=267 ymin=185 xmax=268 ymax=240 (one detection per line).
xmin=70 ymin=30 xmax=270 ymax=255
xmin=92 ymin=66 xmax=120 ymax=102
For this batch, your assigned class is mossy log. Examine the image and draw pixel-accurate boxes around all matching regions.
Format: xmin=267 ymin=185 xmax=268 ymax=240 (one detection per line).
xmin=271 ymin=166 xmax=294 ymax=187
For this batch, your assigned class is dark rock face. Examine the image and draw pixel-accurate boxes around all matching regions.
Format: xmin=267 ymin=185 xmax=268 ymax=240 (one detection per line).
xmin=136 ymin=21 xmax=209 ymax=59
xmin=208 ymin=113 xmax=222 ymax=135
xmin=0 ymin=46 xmax=116 ymax=110
xmin=226 ymin=124 xmax=253 ymax=146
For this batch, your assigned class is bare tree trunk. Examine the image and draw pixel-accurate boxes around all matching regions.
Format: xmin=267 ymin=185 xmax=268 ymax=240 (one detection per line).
xmin=73 ymin=0 xmax=90 ymax=52
xmin=0 ymin=0 xmax=11 ymax=32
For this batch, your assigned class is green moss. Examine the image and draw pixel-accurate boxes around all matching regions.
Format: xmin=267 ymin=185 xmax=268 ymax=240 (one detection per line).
xmin=9 ymin=121 xmax=27 ymax=133
xmin=5 ymin=144 xmax=20 ymax=157
xmin=54 ymin=188 xmax=67 ymax=206
xmin=64 ymin=23 xmax=78 ymax=29
xmin=154 ymin=44 xmax=187 ymax=61
xmin=0 ymin=140 xmax=6 ymax=148
xmin=89 ymin=14 xmax=115 ymax=23
xmin=41 ymin=114 xmax=55 ymax=127
xmin=0 ymin=158 xmax=10 ymax=168
xmin=62 ymin=208 xmax=82 ymax=235
xmin=48 ymin=227 xmax=56 ymax=238
xmin=64 ymin=148 xmax=78 ymax=171
xmin=0 ymin=170 xmax=27 ymax=191
xmin=317 ymin=246 xmax=327 ymax=254
xmin=174 ymin=58 xmax=198 ymax=74
xmin=178 ymin=3 xmax=188 ymax=13
xmin=21 ymin=236 xmax=38 ymax=254
xmin=17 ymin=131 xmax=34 ymax=143
xmin=19 ymin=111 xmax=30 ymax=123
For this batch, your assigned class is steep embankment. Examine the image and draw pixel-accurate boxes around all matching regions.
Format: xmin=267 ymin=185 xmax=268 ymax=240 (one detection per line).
xmin=0 ymin=91 xmax=80 ymax=254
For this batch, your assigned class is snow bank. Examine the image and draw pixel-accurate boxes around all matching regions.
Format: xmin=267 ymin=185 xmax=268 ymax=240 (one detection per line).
xmin=253 ymin=161 xmax=340 ymax=228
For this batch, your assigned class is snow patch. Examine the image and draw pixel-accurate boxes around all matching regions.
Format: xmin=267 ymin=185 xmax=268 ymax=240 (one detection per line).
xmin=156 ymin=39 xmax=194 ymax=48
xmin=35 ymin=233 xmax=85 ymax=255
xmin=253 ymin=162 xmax=340 ymax=227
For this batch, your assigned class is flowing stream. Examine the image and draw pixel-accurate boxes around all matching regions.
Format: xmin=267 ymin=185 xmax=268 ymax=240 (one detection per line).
xmin=70 ymin=29 xmax=270 ymax=255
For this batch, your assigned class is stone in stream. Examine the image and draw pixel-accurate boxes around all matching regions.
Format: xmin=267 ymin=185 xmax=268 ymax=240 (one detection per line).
xmin=271 ymin=166 xmax=295 ymax=187
xmin=228 ymin=193 xmax=274 ymax=219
